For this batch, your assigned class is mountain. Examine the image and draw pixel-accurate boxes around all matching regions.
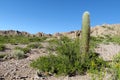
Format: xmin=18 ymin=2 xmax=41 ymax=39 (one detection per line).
xmin=0 ymin=24 xmax=120 ymax=38
xmin=0 ymin=30 xmax=52 ymax=37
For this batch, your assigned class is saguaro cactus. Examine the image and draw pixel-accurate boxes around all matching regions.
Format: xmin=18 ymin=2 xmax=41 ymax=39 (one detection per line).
xmin=81 ymin=11 xmax=90 ymax=54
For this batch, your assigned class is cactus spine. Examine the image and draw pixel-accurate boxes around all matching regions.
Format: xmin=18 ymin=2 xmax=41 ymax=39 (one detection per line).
xmin=81 ymin=11 xmax=90 ymax=54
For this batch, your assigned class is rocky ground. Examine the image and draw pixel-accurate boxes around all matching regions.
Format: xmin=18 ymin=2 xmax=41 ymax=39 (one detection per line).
xmin=0 ymin=42 xmax=120 ymax=80
xmin=0 ymin=43 xmax=49 ymax=80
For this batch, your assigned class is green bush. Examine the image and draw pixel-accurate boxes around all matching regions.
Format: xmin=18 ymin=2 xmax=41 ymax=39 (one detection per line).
xmin=12 ymin=50 xmax=26 ymax=59
xmin=28 ymin=37 xmax=47 ymax=42
xmin=0 ymin=35 xmax=47 ymax=44
xmin=90 ymin=35 xmax=120 ymax=49
xmin=27 ymin=43 xmax=43 ymax=49
xmin=0 ymin=44 xmax=6 ymax=51
xmin=31 ymin=55 xmax=70 ymax=76
xmin=47 ymin=38 xmax=58 ymax=51
xmin=110 ymin=53 xmax=120 ymax=80
xmin=94 ymin=35 xmax=120 ymax=45
xmin=110 ymin=36 xmax=120 ymax=44
xmin=14 ymin=47 xmax=30 ymax=54
xmin=31 ymin=36 xmax=106 ymax=76
xmin=22 ymin=47 xmax=31 ymax=53
xmin=90 ymin=36 xmax=104 ymax=50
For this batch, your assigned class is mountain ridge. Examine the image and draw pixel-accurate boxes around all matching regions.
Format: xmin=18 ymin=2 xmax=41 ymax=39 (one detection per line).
xmin=0 ymin=24 xmax=120 ymax=38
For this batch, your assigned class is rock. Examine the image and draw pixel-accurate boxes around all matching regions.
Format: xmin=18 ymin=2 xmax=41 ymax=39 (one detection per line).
xmin=0 ymin=30 xmax=51 ymax=37
xmin=20 ymin=76 xmax=28 ymax=79
xmin=35 ymin=32 xmax=44 ymax=37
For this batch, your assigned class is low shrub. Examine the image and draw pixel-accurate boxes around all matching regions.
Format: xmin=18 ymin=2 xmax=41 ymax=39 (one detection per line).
xmin=12 ymin=50 xmax=26 ymax=59
xmin=14 ymin=47 xmax=30 ymax=54
xmin=27 ymin=43 xmax=43 ymax=49
xmin=31 ymin=36 xmax=107 ymax=76
xmin=0 ymin=35 xmax=47 ymax=44
xmin=28 ymin=37 xmax=47 ymax=42
xmin=0 ymin=44 xmax=6 ymax=51
xmin=110 ymin=53 xmax=120 ymax=80
xmin=90 ymin=36 xmax=104 ymax=50
xmin=90 ymin=35 xmax=120 ymax=49
xmin=110 ymin=36 xmax=120 ymax=44
xmin=14 ymin=46 xmax=23 ymax=50
xmin=31 ymin=55 xmax=70 ymax=76
xmin=22 ymin=47 xmax=31 ymax=53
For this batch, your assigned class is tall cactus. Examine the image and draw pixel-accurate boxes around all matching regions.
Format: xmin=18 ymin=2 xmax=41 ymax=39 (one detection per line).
xmin=81 ymin=11 xmax=90 ymax=54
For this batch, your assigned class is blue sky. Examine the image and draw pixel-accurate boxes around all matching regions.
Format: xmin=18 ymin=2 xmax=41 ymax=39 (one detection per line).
xmin=0 ymin=0 xmax=120 ymax=34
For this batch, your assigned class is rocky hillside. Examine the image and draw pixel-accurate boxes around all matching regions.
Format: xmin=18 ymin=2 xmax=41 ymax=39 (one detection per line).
xmin=0 ymin=30 xmax=52 ymax=37
xmin=53 ymin=24 xmax=120 ymax=38
xmin=0 ymin=24 xmax=120 ymax=38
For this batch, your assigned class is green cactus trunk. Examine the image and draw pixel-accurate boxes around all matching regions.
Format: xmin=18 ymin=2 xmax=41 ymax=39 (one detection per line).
xmin=81 ymin=11 xmax=90 ymax=54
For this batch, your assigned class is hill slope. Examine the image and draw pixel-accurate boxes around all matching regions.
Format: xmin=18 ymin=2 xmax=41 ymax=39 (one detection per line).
xmin=0 ymin=24 xmax=120 ymax=80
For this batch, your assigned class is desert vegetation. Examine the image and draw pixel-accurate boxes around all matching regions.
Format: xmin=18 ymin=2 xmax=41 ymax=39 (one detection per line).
xmin=0 ymin=12 xmax=120 ymax=80
xmin=0 ymin=44 xmax=6 ymax=51
xmin=30 ymin=36 xmax=107 ymax=77
xmin=0 ymin=35 xmax=47 ymax=44
xmin=30 ymin=12 xmax=120 ymax=80
xmin=0 ymin=35 xmax=46 ymax=61
xmin=30 ymin=12 xmax=107 ymax=78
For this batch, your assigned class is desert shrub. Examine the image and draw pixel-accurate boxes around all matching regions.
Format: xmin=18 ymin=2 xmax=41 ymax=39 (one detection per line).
xmin=87 ymin=52 xmax=107 ymax=73
xmin=31 ymin=36 xmax=106 ymax=76
xmin=95 ymin=35 xmax=120 ymax=45
xmin=0 ymin=36 xmax=9 ymax=44
xmin=9 ymin=36 xmax=30 ymax=44
xmin=14 ymin=46 xmax=23 ymax=50
xmin=47 ymin=38 xmax=58 ymax=51
xmin=31 ymin=55 xmax=70 ymax=76
xmin=28 ymin=37 xmax=47 ymax=42
xmin=89 ymin=35 xmax=120 ymax=49
xmin=0 ymin=54 xmax=6 ymax=58
xmin=110 ymin=36 xmax=120 ymax=44
xmin=0 ymin=44 xmax=6 ymax=51
xmin=113 ymin=53 xmax=120 ymax=62
xmin=0 ymin=35 xmax=29 ymax=44
xmin=14 ymin=47 xmax=30 ymax=54
xmin=22 ymin=47 xmax=31 ymax=53
xmin=12 ymin=50 xmax=26 ymax=59
xmin=0 ymin=35 xmax=47 ymax=44
xmin=110 ymin=53 xmax=120 ymax=80
xmin=89 ymin=36 xmax=103 ymax=50
xmin=27 ymin=43 xmax=43 ymax=49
